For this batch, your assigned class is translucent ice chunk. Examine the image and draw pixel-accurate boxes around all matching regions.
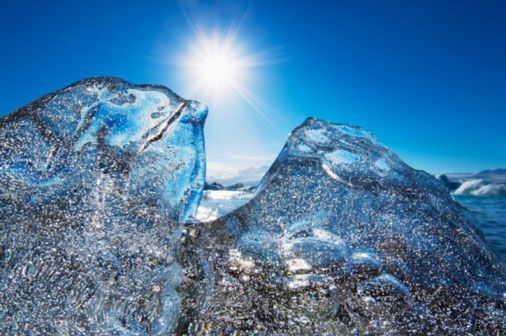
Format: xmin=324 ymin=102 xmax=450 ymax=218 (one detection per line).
xmin=324 ymin=149 xmax=361 ymax=166
xmin=0 ymin=78 xmax=207 ymax=335
xmin=182 ymin=117 xmax=506 ymax=335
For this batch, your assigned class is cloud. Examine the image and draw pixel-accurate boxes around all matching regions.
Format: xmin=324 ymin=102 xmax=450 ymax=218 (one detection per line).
xmin=207 ymin=161 xmax=237 ymax=178
xmin=229 ymin=154 xmax=272 ymax=161
xmin=206 ymin=161 xmax=270 ymax=186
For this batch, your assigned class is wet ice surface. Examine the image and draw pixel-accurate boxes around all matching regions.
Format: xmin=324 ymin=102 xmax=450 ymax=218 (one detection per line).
xmin=0 ymin=78 xmax=207 ymax=335
xmin=182 ymin=118 xmax=506 ymax=335
xmin=1 ymin=81 xmax=505 ymax=335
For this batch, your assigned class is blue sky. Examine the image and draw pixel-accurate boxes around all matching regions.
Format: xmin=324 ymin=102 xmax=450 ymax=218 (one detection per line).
xmin=1 ymin=0 xmax=505 ymax=174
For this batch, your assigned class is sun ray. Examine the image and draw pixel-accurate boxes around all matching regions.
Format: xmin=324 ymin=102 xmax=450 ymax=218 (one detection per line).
xmin=228 ymin=79 xmax=281 ymax=132
xmin=174 ymin=18 xmax=282 ymax=130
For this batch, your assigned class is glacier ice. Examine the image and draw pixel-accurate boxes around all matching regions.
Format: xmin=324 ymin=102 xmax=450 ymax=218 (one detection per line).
xmin=438 ymin=169 xmax=506 ymax=196
xmin=455 ymin=178 xmax=506 ymax=196
xmin=0 ymin=78 xmax=207 ymax=334
xmin=1 ymin=79 xmax=505 ymax=335
xmin=180 ymin=118 xmax=506 ymax=335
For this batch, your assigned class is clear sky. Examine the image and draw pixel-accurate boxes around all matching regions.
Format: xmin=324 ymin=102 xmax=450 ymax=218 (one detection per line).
xmin=1 ymin=0 xmax=505 ymax=174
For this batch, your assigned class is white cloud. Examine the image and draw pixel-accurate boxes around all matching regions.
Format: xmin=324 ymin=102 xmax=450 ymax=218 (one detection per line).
xmin=229 ymin=154 xmax=272 ymax=161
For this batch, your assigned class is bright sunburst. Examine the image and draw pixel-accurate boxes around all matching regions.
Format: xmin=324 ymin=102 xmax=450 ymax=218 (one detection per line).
xmin=189 ymin=36 xmax=243 ymax=92
xmin=174 ymin=28 xmax=280 ymax=129
xmin=179 ymin=32 xmax=256 ymax=98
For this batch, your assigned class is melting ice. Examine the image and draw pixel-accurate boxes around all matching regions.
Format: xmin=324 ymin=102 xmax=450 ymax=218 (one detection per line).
xmin=0 ymin=78 xmax=206 ymax=335
xmin=1 ymin=80 xmax=505 ymax=335
xmin=181 ymin=117 xmax=506 ymax=335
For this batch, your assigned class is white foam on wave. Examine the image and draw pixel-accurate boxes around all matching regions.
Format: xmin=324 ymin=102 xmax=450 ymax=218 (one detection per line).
xmin=454 ymin=179 xmax=506 ymax=196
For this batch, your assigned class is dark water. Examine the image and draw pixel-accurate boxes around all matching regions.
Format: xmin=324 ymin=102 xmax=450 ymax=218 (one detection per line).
xmin=455 ymin=195 xmax=506 ymax=263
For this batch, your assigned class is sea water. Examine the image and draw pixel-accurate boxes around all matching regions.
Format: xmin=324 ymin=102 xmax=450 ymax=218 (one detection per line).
xmin=455 ymin=195 xmax=506 ymax=263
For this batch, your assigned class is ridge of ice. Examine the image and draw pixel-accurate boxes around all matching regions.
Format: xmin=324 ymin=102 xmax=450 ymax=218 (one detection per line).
xmin=0 ymin=78 xmax=207 ymax=335
xmin=182 ymin=117 xmax=506 ymax=335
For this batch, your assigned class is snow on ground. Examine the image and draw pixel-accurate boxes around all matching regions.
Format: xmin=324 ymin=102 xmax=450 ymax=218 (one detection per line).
xmin=195 ymin=189 xmax=255 ymax=222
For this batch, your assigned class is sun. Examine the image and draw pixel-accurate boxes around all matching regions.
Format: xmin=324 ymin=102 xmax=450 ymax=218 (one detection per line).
xmin=175 ymin=28 xmax=279 ymax=129
xmin=193 ymin=39 xmax=242 ymax=92
xmin=179 ymin=32 xmax=252 ymax=98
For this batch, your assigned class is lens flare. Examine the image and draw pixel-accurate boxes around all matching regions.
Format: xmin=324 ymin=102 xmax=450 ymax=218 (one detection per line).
xmin=192 ymin=37 xmax=243 ymax=94
xmin=174 ymin=25 xmax=281 ymax=130
xmin=179 ymin=32 xmax=255 ymax=98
